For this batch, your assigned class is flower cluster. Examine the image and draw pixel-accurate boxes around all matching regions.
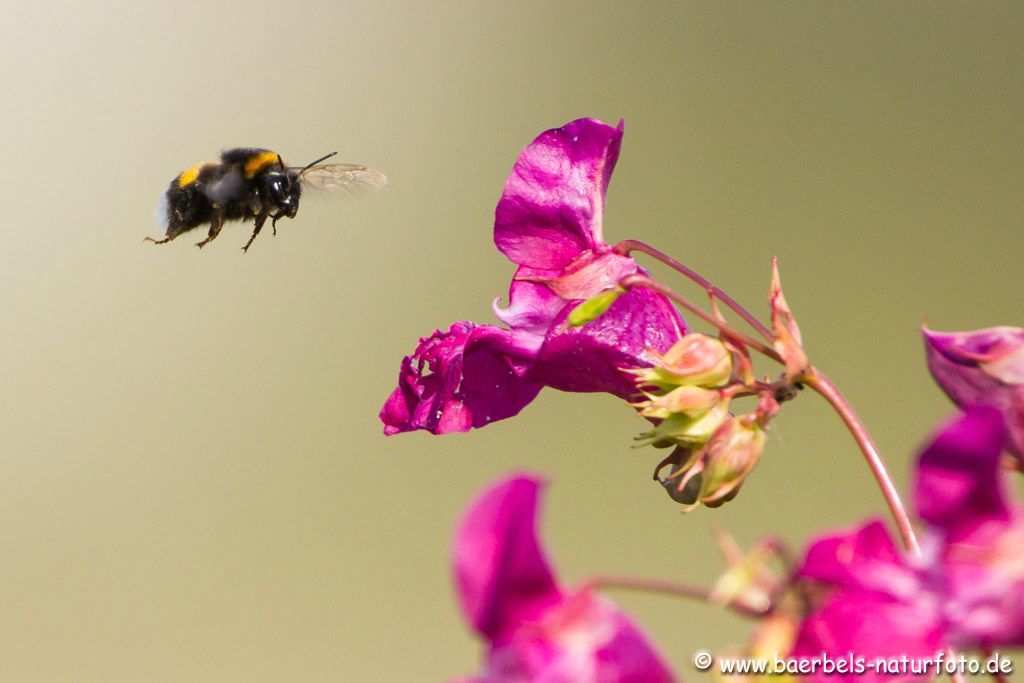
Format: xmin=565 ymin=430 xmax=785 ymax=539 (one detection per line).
xmin=793 ymin=406 xmax=1024 ymax=681
xmin=378 ymin=117 xmax=1024 ymax=681
xmin=383 ymin=118 xmax=822 ymax=514
xmin=632 ymin=332 xmax=779 ymax=509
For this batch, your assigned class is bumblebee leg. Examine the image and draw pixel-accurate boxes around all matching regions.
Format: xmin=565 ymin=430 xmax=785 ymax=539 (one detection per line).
xmin=144 ymin=225 xmax=184 ymax=245
xmin=271 ymin=213 xmax=283 ymax=236
xmin=195 ymin=208 xmax=225 ymax=249
xmin=241 ymin=209 xmax=270 ymax=253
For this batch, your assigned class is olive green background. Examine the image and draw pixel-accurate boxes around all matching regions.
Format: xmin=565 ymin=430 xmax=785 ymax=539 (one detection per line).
xmin=0 ymin=2 xmax=1020 ymax=680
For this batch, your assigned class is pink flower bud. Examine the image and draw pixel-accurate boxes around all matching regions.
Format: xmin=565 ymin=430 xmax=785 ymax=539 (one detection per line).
xmin=699 ymin=416 xmax=767 ymax=508
xmin=638 ymin=333 xmax=733 ymax=389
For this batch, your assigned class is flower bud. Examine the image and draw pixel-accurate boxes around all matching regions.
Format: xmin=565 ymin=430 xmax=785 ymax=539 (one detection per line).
xmin=637 ymin=400 xmax=731 ymax=449
xmin=638 ymin=385 xmax=722 ymax=420
xmin=637 ymin=334 xmax=733 ymax=390
xmin=769 ymin=259 xmax=811 ymax=382
xmin=698 ymin=416 xmax=766 ymax=508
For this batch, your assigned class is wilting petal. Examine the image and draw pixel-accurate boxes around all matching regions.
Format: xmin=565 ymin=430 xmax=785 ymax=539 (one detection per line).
xmin=453 ymin=475 xmax=676 ymax=683
xmin=923 ymin=326 xmax=1024 ymax=459
xmin=380 ymin=323 xmax=544 ymax=435
xmin=516 ymin=251 xmax=638 ymax=302
xmin=769 ymin=258 xmax=810 ymax=381
xmin=495 ymin=118 xmax=624 ymax=270
xmin=913 ymin=406 xmax=1008 ymax=532
xmin=530 ymin=286 xmax=688 ymax=398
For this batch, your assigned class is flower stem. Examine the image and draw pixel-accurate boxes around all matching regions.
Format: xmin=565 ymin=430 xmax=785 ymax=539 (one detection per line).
xmin=620 ymin=274 xmax=783 ymax=363
xmin=582 ymin=575 xmax=764 ymax=618
xmin=804 ymin=371 xmax=921 ymax=556
xmin=614 ymin=239 xmax=774 ymax=341
xmin=982 ymin=647 xmax=1010 ymax=683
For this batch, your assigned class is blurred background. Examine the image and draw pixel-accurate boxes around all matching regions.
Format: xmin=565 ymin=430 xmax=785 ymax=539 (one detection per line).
xmin=0 ymin=1 xmax=1020 ymax=680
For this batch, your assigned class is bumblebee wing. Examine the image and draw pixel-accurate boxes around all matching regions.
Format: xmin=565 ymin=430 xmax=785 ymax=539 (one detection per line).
xmin=295 ymin=164 xmax=388 ymax=199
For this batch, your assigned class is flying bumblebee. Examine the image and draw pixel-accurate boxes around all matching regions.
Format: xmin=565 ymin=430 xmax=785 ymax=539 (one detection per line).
xmin=146 ymin=148 xmax=387 ymax=252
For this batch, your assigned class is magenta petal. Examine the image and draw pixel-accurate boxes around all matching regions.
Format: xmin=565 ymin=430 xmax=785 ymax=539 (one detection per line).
xmin=923 ymin=326 xmax=1024 ymax=459
xmin=453 ymin=475 xmax=562 ymax=641
xmin=590 ymin=604 xmax=677 ymax=683
xmin=380 ymin=323 xmax=544 ymax=435
xmin=492 ymin=278 xmax=568 ymax=335
xmin=494 ymin=118 xmax=624 ymax=270
xmin=477 ymin=590 xmax=676 ymax=683
xmin=531 ymin=286 xmax=688 ymax=398
xmin=941 ymin=508 xmax=1024 ymax=645
xmin=799 ymin=519 xmax=905 ymax=591
xmin=453 ymin=476 xmax=676 ymax=682
xmin=913 ymin=406 xmax=1008 ymax=531
xmin=792 ymin=590 xmax=945 ymax=683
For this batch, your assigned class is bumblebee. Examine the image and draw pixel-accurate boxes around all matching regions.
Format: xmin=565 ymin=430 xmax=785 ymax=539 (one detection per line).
xmin=146 ymin=148 xmax=387 ymax=252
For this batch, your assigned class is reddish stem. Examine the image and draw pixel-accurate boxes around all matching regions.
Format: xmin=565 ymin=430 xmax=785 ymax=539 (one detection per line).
xmin=614 ymin=239 xmax=774 ymax=341
xmin=620 ymin=274 xmax=783 ymax=363
xmin=582 ymin=575 xmax=764 ymax=619
xmin=805 ymin=372 xmax=921 ymax=556
xmin=982 ymin=647 xmax=1010 ymax=683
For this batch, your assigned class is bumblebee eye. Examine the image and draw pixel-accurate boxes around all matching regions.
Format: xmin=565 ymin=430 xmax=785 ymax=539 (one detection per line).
xmin=268 ymin=178 xmax=287 ymax=202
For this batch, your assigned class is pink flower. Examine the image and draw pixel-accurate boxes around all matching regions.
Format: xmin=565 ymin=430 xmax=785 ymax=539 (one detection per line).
xmin=381 ymin=118 xmax=686 ymax=435
xmin=452 ymin=475 xmax=676 ymax=683
xmin=922 ymin=325 xmax=1024 ymax=462
xmin=792 ymin=407 xmax=1024 ymax=681
xmin=792 ymin=521 xmax=945 ymax=683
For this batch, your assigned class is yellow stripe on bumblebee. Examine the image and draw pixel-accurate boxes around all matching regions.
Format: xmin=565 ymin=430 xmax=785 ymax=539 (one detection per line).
xmin=243 ymin=151 xmax=283 ymax=178
xmin=177 ymin=162 xmax=212 ymax=187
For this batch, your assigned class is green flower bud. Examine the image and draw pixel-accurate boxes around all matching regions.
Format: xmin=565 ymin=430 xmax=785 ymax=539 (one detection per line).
xmin=567 ymin=289 xmax=622 ymax=327
xmin=636 ymin=400 xmax=731 ymax=449
xmin=638 ymin=385 xmax=722 ymax=420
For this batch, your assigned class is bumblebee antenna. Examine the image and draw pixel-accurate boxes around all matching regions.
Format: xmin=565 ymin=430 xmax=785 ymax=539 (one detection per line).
xmin=298 ymin=151 xmax=338 ymax=175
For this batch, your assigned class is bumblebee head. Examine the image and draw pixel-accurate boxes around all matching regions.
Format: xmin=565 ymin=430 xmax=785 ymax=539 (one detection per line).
xmin=263 ymin=152 xmax=337 ymax=219
xmin=265 ymin=165 xmax=301 ymax=218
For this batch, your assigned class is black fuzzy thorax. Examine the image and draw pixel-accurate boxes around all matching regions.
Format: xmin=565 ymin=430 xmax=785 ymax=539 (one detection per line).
xmin=159 ymin=148 xmax=291 ymax=239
